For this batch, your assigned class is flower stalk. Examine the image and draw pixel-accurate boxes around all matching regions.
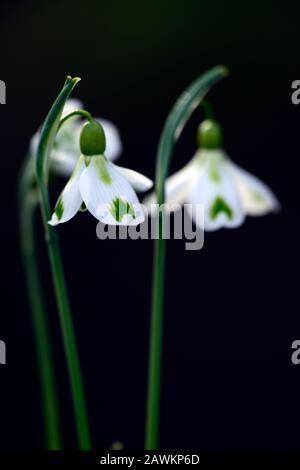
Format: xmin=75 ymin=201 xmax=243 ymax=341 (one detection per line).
xmin=35 ymin=76 xmax=92 ymax=449
xmin=145 ymin=66 xmax=229 ymax=450
xmin=18 ymin=156 xmax=62 ymax=449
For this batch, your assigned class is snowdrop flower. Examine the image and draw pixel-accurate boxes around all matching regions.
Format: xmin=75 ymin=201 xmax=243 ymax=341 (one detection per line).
xmin=30 ymin=99 xmax=122 ymax=176
xmin=145 ymin=119 xmax=280 ymax=231
xmin=49 ymin=120 xmax=153 ymax=226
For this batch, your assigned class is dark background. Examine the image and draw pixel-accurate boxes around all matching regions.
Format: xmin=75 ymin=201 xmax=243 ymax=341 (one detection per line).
xmin=0 ymin=0 xmax=299 ymax=451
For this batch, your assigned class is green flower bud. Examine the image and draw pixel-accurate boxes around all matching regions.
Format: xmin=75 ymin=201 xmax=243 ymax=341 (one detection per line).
xmin=80 ymin=121 xmax=106 ymax=156
xmin=197 ymin=119 xmax=223 ymax=149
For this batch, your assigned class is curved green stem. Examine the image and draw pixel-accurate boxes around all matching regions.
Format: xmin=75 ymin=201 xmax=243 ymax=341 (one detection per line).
xmin=57 ymin=109 xmax=93 ymax=132
xmin=35 ymin=76 xmax=92 ymax=449
xmin=18 ymin=157 xmax=62 ymax=449
xmin=145 ymin=66 xmax=229 ymax=450
xmin=201 ymin=99 xmax=215 ymax=120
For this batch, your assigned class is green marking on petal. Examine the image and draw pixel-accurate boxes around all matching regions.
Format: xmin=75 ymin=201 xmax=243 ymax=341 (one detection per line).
xmin=68 ymin=157 xmax=83 ymax=183
xmin=94 ymin=156 xmax=112 ymax=184
xmin=252 ymin=190 xmax=264 ymax=202
xmin=84 ymin=156 xmax=91 ymax=167
xmin=54 ymin=197 xmax=64 ymax=220
xmin=110 ymin=197 xmax=136 ymax=222
xmin=209 ymin=162 xmax=221 ymax=182
xmin=209 ymin=196 xmax=233 ymax=220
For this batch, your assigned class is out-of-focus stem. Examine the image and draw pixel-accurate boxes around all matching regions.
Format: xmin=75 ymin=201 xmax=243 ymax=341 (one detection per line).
xmin=18 ymin=157 xmax=62 ymax=449
xmin=145 ymin=66 xmax=229 ymax=450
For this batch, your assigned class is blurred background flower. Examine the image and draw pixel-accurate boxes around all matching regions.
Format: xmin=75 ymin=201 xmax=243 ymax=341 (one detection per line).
xmin=145 ymin=119 xmax=280 ymax=231
xmin=30 ymin=99 xmax=122 ymax=176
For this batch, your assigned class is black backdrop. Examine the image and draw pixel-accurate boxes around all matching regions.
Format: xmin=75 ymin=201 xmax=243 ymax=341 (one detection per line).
xmin=0 ymin=0 xmax=299 ymax=451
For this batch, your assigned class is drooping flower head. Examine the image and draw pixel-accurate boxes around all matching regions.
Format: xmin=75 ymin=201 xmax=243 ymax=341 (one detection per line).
xmin=30 ymin=99 xmax=122 ymax=176
xmin=145 ymin=118 xmax=280 ymax=231
xmin=49 ymin=119 xmax=153 ymax=226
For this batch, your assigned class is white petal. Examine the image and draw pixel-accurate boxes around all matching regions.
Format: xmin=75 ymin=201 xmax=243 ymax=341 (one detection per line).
xmin=30 ymin=110 xmax=81 ymax=176
xmin=29 ymin=132 xmax=39 ymax=157
xmin=50 ymin=118 xmax=122 ymax=175
xmin=30 ymin=109 xmax=122 ymax=178
xmin=98 ymin=119 xmax=122 ymax=162
xmin=48 ymin=156 xmax=85 ymax=226
xmin=143 ymin=154 xmax=201 ymax=211
xmin=79 ymin=156 xmax=144 ymax=225
xmin=51 ymin=127 xmax=80 ymax=176
xmin=188 ymin=152 xmax=245 ymax=231
xmin=30 ymin=109 xmax=121 ymax=186
xmin=118 ymin=167 xmax=153 ymax=191
xmin=62 ymin=98 xmax=84 ymax=118
xmin=50 ymin=149 xmax=79 ymax=176
xmin=228 ymin=162 xmax=280 ymax=216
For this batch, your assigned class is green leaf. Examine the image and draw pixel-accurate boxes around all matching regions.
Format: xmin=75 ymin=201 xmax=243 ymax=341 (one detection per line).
xmin=35 ymin=76 xmax=81 ymax=221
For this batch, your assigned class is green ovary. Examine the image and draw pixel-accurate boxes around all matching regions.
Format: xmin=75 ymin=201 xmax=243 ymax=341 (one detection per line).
xmin=209 ymin=196 xmax=233 ymax=220
xmin=110 ymin=197 xmax=136 ymax=222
